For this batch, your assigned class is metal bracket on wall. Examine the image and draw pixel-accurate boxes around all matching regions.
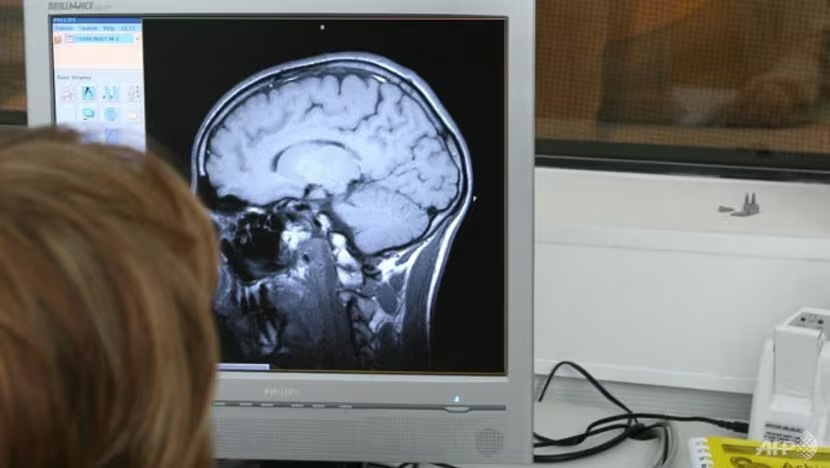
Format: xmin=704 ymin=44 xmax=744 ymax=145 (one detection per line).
xmin=719 ymin=193 xmax=760 ymax=217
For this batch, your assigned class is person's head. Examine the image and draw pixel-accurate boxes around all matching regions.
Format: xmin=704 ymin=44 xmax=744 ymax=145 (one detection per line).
xmin=0 ymin=127 xmax=219 ymax=468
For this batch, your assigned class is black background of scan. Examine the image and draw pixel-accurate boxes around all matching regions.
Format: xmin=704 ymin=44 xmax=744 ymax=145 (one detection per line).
xmin=142 ymin=17 xmax=506 ymax=375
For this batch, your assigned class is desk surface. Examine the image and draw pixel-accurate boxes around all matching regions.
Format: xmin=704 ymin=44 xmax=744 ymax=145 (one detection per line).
xmin=458 ymin=400 xmax=737 ymax=468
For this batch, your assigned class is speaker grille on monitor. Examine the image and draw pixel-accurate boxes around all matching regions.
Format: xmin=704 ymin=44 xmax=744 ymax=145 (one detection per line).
xmin=213 ymin=410 xmax=508 ymax=462
xmin=475 ymin=428 xmax=505 ymax=457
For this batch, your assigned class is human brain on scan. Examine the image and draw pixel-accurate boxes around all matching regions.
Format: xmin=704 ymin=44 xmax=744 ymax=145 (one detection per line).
xmin=192 ymin=52 xmax=472 ymax=371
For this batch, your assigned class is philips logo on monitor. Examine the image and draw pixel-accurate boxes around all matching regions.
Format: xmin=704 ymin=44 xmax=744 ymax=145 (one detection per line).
xmin=48 ymin=2 xmax=95 ymax=10
xmin=263 ymin=387 xmax=300 ymax=399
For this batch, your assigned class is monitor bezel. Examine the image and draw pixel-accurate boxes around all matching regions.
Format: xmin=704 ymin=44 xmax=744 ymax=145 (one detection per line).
xmin=24 ymin=0 xmax=533 ymax=458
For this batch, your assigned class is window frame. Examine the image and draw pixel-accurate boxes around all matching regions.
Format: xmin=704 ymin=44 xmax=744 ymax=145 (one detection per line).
xmin=535 ymin=139 xmax=830 ymax=183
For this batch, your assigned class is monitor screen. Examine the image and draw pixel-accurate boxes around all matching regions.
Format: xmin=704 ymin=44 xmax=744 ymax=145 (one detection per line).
xmin=50 ymin=15 xmax=507 ymax=376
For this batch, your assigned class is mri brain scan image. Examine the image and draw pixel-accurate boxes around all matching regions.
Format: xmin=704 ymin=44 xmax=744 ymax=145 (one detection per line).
xmin=192 ymin=52 xmax=472 ymax=370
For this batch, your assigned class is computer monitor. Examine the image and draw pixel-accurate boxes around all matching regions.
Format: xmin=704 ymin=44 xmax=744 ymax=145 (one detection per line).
xmin=23 ymin=0 xmax=534 ymax=464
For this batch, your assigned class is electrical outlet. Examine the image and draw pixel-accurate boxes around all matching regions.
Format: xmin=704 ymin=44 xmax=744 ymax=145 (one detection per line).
xmin=789 ymin=308 xmax=830 ymax=338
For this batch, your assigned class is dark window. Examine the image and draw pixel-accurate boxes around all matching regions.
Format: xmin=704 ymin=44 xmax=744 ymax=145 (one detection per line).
xmin=0 ymin=0 xmax=25 ymax=126
xmin=536 ymin=1 xmax=830 ymax=180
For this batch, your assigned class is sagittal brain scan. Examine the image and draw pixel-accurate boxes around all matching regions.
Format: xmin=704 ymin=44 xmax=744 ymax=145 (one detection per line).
xmin=142 ymin=17 xmax=506 ymax=374
xmin=192 ymin=53 xmax=472 ymax=370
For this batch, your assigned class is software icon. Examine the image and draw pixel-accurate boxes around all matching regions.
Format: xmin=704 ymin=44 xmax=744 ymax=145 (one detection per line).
xmin=61 ymin=85 xmax=75 ymax=103
xmin=104 ymin=107 xmax=119 ymax=122
xmin=124 ymin=107 xmax=141 ymax=122
xmin=81 ymin=86 xmax=96 ymax=101
xmin=126 ymin=85 xmax=141 ymax=102
xmin=102 ymin=85 xmax=119 ymax=102
xmin=104 ymin=129 xmax=121 ymax=145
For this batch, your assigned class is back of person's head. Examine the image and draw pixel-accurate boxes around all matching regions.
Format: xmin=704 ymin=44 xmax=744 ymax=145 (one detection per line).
xmin=0 ymin=128 xmax=219 ymax=468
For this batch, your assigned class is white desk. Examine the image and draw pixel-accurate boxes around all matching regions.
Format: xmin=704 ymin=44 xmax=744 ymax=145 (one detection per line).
xmin=458 ymin=399 xmax=738 ymax=468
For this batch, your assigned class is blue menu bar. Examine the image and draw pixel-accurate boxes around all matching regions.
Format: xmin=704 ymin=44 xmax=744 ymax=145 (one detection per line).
xmin=53 ymin=17 xmax=141 ymax=24
xmin=54 ymin=24 xmax=140 ymax=32
xmin=53 ymin=16 xmax=142 ymax=35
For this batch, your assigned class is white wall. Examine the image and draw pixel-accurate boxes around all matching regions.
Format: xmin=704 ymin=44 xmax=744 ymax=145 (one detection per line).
xmin=534 ymin=167 xmax=830 ymax=393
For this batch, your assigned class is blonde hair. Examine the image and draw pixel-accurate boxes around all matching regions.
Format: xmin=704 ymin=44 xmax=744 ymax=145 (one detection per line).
xmin=0 ymin=128 xmax=218 ymax=468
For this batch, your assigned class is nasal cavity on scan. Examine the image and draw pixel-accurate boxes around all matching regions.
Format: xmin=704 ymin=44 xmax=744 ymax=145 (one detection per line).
xmin=275 ymin=142 xmax=360 ymax=197
xmin=222 ymin=212 xmax=282 ymax=272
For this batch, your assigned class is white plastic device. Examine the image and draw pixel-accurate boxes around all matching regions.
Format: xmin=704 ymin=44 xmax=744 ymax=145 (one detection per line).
xmin=749 ymin=307 xmax=830 ymax=445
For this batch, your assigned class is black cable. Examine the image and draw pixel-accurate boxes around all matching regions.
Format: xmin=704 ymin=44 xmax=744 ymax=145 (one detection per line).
xmin=537 ymin=362 xmax=748 ymax=432
xmin=533 ymin=361 xmax=748 ymax=463
xmin=534 ymin=423 xmax=630 ymax=447
xmin=533 ymin=360 xmax=639 ymax=462
xmin=533 ymin=411 xmax=748 ymax=463
xmin=641 ymin=421 xmax=672 ymax=466
xmin=534 ymin=361 xmax=638 ymax=447
xmin=534 ymin=411 xmax=747 ymax=463
xmin=587 ymin=413 xmax=749 ymax=434
xmin=534 ymin=422 xmax=659 ymax=463
xmin=537 ymin=361 xmax=636 ymax=418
